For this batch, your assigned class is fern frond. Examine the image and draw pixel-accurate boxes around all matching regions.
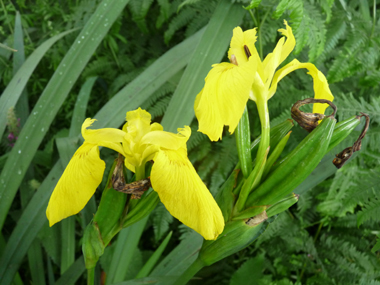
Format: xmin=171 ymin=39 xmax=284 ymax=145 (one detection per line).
xmin=177 ymin=0 xmax=202 ymax=12
xmin=151 ymin=202 xmax=174 ymax=242
xmin=164 ymin=7 xmax=195 ymax=44
xmin=128 ymin=0 xmax=155 ymax=33
xmin=357 ymin=198 xmax=380 ymax=227
xmin=335 ymin=93 xmax=380 ymax=124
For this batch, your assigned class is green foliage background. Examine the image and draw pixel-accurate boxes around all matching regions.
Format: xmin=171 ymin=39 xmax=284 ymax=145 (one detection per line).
xmin=0 ymin=0 xmax=379 ymax=284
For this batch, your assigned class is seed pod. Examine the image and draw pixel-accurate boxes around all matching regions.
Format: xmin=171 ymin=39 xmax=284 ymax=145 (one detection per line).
xmin=291 ymin=98 xmax=336 ymax=132
xmin=333 ymin=112 xmax=370 ymax=168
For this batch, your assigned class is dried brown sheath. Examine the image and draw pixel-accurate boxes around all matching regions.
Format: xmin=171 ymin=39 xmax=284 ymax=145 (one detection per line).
xmin=291 ymin=98 xmax=337 ymax=132
xmin=111 ymin=154 xmax=151 ymax=199
xmin=333 ymin=113 xmax=370 ymax=169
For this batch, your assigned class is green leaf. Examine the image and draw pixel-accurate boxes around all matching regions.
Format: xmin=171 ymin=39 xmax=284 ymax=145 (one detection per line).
xmin=55 ymin=257 xmax=86 ymax=285
xmin=230 ymin=255 xmax=265 ymax=285
xmin=61 ymin=217 xmax=76 ymax=274
xmin=161 ymin=0 xmax=246 ymax=131
xmin=149 ymin=231 xmax=203 ymax=277
xmin=106 ymin=216 xmax=149 ymax=284
xmin=135 ymin=231 xmax=172 ymax=278
xmin=0 ymin=0 xmax=131 ymax=231
xmin=0 ymin=28 xmax=78 ymax=138
xmin=69 ymin=77 xmax=97 ymax=137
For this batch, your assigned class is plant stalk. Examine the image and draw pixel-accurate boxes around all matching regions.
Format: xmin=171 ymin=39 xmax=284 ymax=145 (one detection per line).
xmin=174 ymin=257 xmax=205 ymax=285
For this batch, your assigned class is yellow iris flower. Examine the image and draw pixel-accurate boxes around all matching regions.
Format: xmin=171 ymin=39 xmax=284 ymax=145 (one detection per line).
xmin=46 ymin=108 xmax=224 ymax=240
xmin=194 ymin=21 xmax=334 ymax=141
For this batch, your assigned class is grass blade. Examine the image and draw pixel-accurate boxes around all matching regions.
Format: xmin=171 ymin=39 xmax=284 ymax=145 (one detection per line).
xmin=55 ymin=257 xmax=86 ymax=285
xmin=0 ymin=28 xmax=77 ymax=138
xmin=60 ymin=217 xmax=75 ymax=274
xmin=69 ymin=77 xmax=97 ymax=137
xmin=149 ymin=232 xmax=203 ymax=278
xmin=107 ymin=216 xmax=150 ymax=284
xmin=0 ymin=0 xmax=131 ymax=231
xmin=135 ymin=231 xmax=172 ymax=279
xmin=161 ymin=0 xmax=246 ymax=131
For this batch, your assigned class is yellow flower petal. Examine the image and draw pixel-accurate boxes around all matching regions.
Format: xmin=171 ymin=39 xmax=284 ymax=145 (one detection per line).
xmin=194 ymin=59 xmax=256 ymax=141
xmin=262 ymin=20 xmax=295 ymax=88
xmin=228 ymin=27 xmax=263 ymax=76
xmin=268 ymin=59 xmax=334 ymax=114
xmin=140 ymin=126 xmax=190 ymax=150
xmin=46 ymin=143 xmax=105 ymax=226
xmin=150 ymin=150 xmax=224 ymax=240
xmin=122 ymin=108 xmax=152 ymax=141
xmin=82 ymin=118 xmax=125 ymax=144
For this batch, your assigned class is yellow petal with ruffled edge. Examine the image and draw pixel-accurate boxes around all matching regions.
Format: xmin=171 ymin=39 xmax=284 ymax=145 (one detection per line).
xmin=82 ymin=118 xmax=125 ymax=144
xmin=46 ymin=142 xmax=105 ymax=226
xmin=122 ymin=108 xmax=152 ymax=142
xmin=268 ymin=59 xmax=334 ymax=114
xmin=228 ymin=27 xmax=263 ymax=76
xmin=150 ymin=149 xmax=224 ymax=240
xmin=194 ymin=59 xmax=256 ymax=141
xmin=262 ymin=21 xmax=295 ymax=88
xmin=141 ymin=126 xmax=190 ymax=151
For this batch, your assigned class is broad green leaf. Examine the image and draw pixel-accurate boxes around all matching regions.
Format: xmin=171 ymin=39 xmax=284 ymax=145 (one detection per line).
xmin=161 ymin=0 xmax=246 ymax=131
xmin=0 ymin=0 xmax=131 ymax=231
xmin=0 ymin=28 xmax=78 ymax=138
xmin=135 ymin=231 xmax=173 ymax=278
xmin=0 ymin=24 xmax=203 ymax=283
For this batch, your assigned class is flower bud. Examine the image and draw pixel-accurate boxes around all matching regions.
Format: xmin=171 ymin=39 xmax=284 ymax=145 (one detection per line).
xmin=82 ymin=222 xmax=105 ymax=269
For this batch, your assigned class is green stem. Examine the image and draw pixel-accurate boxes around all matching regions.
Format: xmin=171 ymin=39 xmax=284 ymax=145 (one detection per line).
xmin=174 ymin=257 xmax=205 ymax=285
xmin=87 ymin=267 xmax=95 ymax=285
xmin=255 ymin=98 xmax=270 ymax=168
xmin=235 ymin=107 xmax=252 ymax=178
xmin=135 ymin=164 xmax=146 ymax=180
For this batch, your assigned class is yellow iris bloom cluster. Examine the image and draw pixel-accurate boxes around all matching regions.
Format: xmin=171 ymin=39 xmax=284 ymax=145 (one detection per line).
xmin=47 ymin=21 xmax=334 ymax=242
xmin=46 ymin=108 xmax=224 ymax=240
xmin=195 ymin=21 xmax=334 ymax=141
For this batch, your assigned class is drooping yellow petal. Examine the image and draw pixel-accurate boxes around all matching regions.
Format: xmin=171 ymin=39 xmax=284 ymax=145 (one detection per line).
xmin=82 ymin=118 xmax=125 ymax=144
xmin=46 ymin=142 xmax=105 ymax=226
xmin=150 ymin=149 xmax=224 ymax=240
xmin=194 ymin=59 xmax=256 ymax=141
xmin=268 ymin=59 xmax=334 ymax=114
xmin=262 ymin=21 xmax=295 ymax=88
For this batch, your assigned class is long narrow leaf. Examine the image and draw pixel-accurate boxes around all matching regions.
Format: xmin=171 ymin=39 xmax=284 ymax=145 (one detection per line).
xmin=0 ymin=0 xmax=131 ymax=230
xmin=94 ymin=28 xmax=204 ymax=128
xmin=0 ymin=28 xmax=77 ymax=137
xmin=161 ymin=0 xmax=246 ymax=131
xmin=107 ymin=216 xmax=150 ymax=284
xmin=55 ymin=257 xmax=86 ymax=285
xmin=135 ymin=231 xmax=172 ymax=279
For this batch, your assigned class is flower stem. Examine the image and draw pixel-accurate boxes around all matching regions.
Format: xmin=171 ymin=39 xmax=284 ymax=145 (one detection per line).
xmin=174 ymin=257 xmax=205 ymax=285
xmin=135 ymin=164 xmax=146 ymax=181
xmin=255 ymin=98 xmax=270 ymax=169
xmin=87 ymin=267 xmax=95 ymax=285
